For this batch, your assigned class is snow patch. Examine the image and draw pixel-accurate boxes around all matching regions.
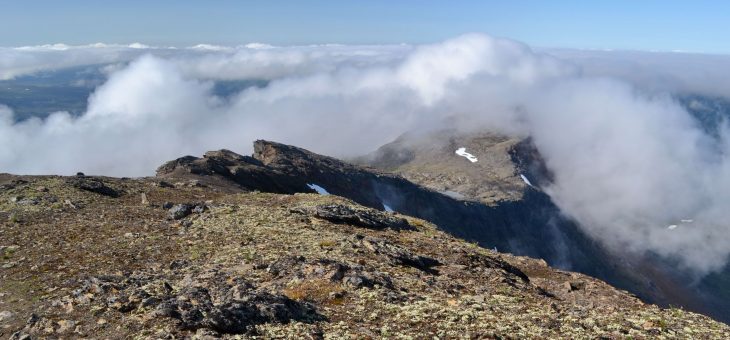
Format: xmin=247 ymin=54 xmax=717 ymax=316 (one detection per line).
xmin=667 ymin=225 xmax=678 ymax=230
xmin=383 ymin=203 xmax=394 ymax=212
xmin=681 ymin=219 xmax=694 ymax=223
xmin=520 ymin=174 xmax=534 ymax=187
xmin=306 ymin=183 xmax=330 ymax=195
xmin=455 ymin=147 xmax=478 ymax=163
xmin=441 ymin=190 xmax=466 ymax=200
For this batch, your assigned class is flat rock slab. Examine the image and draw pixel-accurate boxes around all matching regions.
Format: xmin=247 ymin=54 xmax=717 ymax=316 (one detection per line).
xmin=291 ymin=204 xmax=414 ymax=231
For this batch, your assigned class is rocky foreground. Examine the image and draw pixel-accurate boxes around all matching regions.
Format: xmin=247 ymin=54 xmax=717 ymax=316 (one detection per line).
xmin=1 ymin=148 xmax=729 ymax=338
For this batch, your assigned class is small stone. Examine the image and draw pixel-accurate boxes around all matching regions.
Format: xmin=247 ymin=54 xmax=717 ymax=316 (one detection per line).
xmin=26 ymin=314 xmax=39 ymax=326
xmin=76 ymin=172 xmax=85 ymax=177
xmin=562 ymin=280 xmax=585 ymax=292
xmin=16 ymin=198 xmax=39 ymax=205
xmin=141 ymin=193 xmax=149 ymax=205
xmin=36 ymin=186 xmax=49 ymax=192
xmin=96 ymin=318 xmax=107 ymax=325
xmin=157 ymin=181 xmax=174 ymax=188
xmin=328 ymin=291 xmax=344 ymax=299
xmin=188 ymin=180 xmax=204 ymax=187
xmin=10 ymin=332 xmax=31 ymax=340
xmin=0 ymin=311 xmax=13 ymax=322
xmin=162 ymin=202 xmax=174 ymax=209
xmin=168 ymin=204 xmax=192 ymax=220
xmin=64 ymin=199 xmax=78 ymax=209
xmin=472 ymin=294 xmax=486 ymax=303
xmin=192 ymin=205 xmax=206 ymax=214
xmin=57 ymin=319 xmax=75 ymax=333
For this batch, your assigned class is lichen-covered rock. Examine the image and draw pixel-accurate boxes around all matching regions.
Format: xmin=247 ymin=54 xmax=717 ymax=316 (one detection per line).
xmin=291 ymin=204 xmax=414 ymax=231
xmin=75 ymin=270 xmax=323 ymax=335
xmin=360 ymin=236 xmax=441 ymax=274
xmin=168 ymin=204 xmax=192 ymax=220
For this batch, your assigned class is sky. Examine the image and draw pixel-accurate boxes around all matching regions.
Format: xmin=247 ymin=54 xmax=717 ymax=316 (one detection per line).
xmin=2 ymin=0 xmax=729 ymax=53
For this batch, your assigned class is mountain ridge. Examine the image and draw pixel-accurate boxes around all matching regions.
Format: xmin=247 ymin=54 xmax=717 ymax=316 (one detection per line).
xmin=0 ymin=139 xmax=728 ymax=338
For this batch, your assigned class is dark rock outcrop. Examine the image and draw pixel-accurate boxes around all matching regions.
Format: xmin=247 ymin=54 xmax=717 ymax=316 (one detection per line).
xmin=65 ymin=177 xmax=120 ymax=197
xmin=156 ymin=148 xmax=310 ymax=194
xmin=290 ymin=204 xmax=414 ymax=231
xmin=360 ymin=236 xmax=441 ymax=274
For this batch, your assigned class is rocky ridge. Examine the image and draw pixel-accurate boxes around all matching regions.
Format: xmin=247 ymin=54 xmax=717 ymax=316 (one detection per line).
xmin=0 ymin=141 xmax=729 ymax=338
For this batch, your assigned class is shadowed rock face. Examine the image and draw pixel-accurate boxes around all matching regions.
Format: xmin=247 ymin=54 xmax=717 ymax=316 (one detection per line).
xmin=154 ymin=138 xmax=725 ymax=323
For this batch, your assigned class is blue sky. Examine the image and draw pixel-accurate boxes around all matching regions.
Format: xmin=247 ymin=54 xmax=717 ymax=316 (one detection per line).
xmin=1 ymin=0 xmax=729 ymax=53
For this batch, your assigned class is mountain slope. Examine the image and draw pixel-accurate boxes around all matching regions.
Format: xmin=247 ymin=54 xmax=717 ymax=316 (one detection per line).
xmin=356 ymin=130 xmax=727 ymax=322
xmin=153 ymin=138 xmax=726 ymax=322
xmin=1 ymin=173 xmax=728 ymax=338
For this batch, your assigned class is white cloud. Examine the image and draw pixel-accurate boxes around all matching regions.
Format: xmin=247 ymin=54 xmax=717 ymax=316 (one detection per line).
xmin=1 ymin=34 xmax=730 ymax=274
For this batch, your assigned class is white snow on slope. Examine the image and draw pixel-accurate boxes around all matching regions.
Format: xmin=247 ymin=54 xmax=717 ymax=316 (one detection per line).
xmin=306 ymin=183 xmax=330 ymax=195
xmin=441 ymin=190 xmax=466 ymax=200
xmin=667 ymin=225 xmax=678 ymax=230
xmin=455 ymin=147 xmax=478 ymax=163
xmin=383 ymin=203 xmax=394 ymax=212
xmin=520 ymin=174 xmax=534 ymax=187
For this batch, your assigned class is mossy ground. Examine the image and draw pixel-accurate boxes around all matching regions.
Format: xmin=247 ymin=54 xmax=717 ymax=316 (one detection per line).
xmin=0 ymin=174 xmax=728 ymax=339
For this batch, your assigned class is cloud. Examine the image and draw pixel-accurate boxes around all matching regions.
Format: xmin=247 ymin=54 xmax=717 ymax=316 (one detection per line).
xmin=0 ymin=41 xmax=410 ymax=81
xmin=0 ymin=43 xmax=157 ymax=80
xmin=545 ymin=48 xmax=730 ymax=98
xmin=0 ymin=34 xmax=729 ymax=274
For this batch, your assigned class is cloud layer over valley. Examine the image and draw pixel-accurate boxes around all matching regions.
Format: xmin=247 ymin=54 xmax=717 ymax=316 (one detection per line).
xmin=1 ymin=34 xmax=729 ymax=274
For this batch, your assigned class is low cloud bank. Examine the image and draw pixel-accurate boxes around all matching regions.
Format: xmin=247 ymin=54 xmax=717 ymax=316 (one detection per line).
xmin=1 ymin=34 xmax=729 ymax=274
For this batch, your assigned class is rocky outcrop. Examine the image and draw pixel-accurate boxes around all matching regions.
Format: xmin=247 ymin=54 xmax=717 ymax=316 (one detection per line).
xmin=65 ymin=176 xmax=120 ymax=197
xmin=290 ymin=204 xmax=415 ymax=231
xmin=156 ymin=149 xmax=309 ymax=194
xmin=83 ymin=270 xmax=323 ymax=335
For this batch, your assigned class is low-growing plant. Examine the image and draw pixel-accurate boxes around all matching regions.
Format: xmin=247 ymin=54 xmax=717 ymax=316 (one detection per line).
xmin=318 ymin=240 xmax=337 ymax=248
